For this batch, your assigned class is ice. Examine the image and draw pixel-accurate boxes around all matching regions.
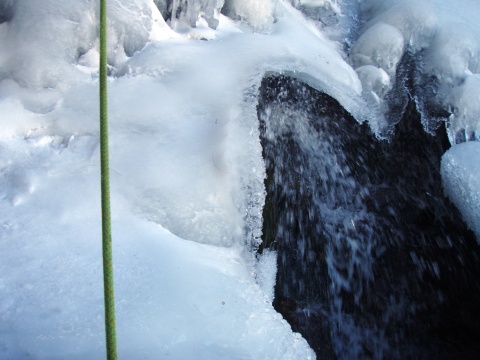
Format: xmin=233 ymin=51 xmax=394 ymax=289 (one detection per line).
xmin=359 ymin=0 xmax=438 ymax=52
xmin=0 ymin=0 xmax=165 ymax=88
xmin=254 ymin=249 xmax=278 ymax=303
xmin=1 ymin=0 xmax=364 ymax=358
xmin=350 ymin=0 xmax=480 ymax=139
xmin=170 ymin=0 xmax=225 ymax=30
xmin=153 ymin=0 xmax=168 ymax=16
xmin=105 ymin=0 xmax=155 ymax=58
xmin=350 ymin=22 xmax=404 ymax=132
xmin=355 ymin=66 xmax=390 ymax=103
xmin=290 ymin=0 xmax=342 ymax=20
xmin=351 ymin=23 xmax=404 ymax=77
xmin=222 ymin=0 xmax=275 ymax=31
xmin=1 ymin=0 xmax=480 ymax=358
xmin=296 ymin=0 xmax=340 ymax=12
xmin=0 ymin=209 xmax=314 ymax=358
xmin=0 ymin=88 xmax=315 ymax=356
xmin=441 ymin=141 xmax=480 ymax=242
xmin=447 ymin=74 xmax=480 ymax=143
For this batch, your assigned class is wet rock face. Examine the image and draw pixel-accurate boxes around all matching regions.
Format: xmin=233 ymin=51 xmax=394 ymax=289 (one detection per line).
xmin=257 ymin=75 xmax=480 ymax=359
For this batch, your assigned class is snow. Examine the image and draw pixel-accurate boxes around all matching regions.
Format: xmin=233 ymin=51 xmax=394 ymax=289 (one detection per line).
xmin=1 ymin=0 xmax=480 ymax=358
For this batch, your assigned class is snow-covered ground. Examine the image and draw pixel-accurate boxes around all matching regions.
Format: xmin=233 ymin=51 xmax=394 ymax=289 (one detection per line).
xmin=0 ymin=0 xmax=479 ymax=359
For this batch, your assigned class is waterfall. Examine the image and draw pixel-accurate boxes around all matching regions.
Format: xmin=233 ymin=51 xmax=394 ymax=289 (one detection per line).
xmin=258 ymin=75 xmax=480 ymax=359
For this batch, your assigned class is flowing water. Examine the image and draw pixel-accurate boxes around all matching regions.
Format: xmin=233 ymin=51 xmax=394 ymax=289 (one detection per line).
xmin=257 ymin=75 xmax=480 ymax=359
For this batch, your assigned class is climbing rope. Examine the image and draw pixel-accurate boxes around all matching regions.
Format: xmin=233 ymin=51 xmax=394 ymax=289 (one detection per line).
xmin=99 ymin=0 xmax=118 ymax=359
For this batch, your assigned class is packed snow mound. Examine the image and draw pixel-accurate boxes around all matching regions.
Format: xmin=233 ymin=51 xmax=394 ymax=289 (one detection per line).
xmin=441 ymin=141 xmax=480 ymax=242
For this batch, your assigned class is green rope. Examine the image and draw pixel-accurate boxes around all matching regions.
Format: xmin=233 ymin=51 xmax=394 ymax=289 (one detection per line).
xmin=99 ymin=0 xmax=118 ymax=359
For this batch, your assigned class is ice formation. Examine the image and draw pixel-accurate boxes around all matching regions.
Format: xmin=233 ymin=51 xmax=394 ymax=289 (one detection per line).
xmin=0 ymin=0 xmax=479 ymax=358
xmin=350 ymin=0 xmax=480 ymax=139
xmin=0 ymin=0 xmax=360 ymax=358
xmin=441 ymin=141 xmax=480 ymax=241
